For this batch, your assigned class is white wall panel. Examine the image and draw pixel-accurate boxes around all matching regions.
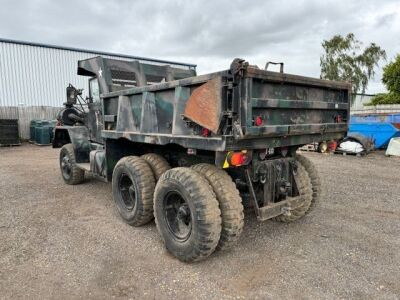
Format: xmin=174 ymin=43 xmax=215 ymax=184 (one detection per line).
xmin=0 ymin=39 xmax=195 ymax=107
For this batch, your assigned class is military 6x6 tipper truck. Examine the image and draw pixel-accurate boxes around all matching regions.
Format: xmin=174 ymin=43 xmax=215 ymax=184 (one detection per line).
xmin=54 ymin=56 xmax=350 ymax=262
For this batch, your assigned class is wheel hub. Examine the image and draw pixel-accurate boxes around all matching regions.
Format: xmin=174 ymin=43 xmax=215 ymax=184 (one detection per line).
xmin=119 ymin=174 xmax=136 ymax=210
xmin=61 ymin=154 xmax=72 ymax=178
xmin=177 ymin=205 xmax=190 ymax=222
xmin=164 ymin=192 xmax=192 ymax=241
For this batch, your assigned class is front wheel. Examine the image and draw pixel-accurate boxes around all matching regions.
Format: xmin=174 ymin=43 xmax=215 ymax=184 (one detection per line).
xmin=154 ymin=168 xmax=222 ymax=262
xmin=59 ymin=144 xmax=84 ymax=185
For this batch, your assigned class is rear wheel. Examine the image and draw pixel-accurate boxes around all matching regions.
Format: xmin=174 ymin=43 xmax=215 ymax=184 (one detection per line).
xmin=296 ymin=154 xmax=321 ymax=213
xmin=59 ymin=143 xmax=84 ymax=185
xmin=154 ymin=167 xmax=221 ymax=262
xmin=141 ymin=153 xmax=171 ymax=181
xmin=112 ymin=156 xmax=155 ymax=226
xmin=273 ymin=163 xmax=313 ymax=222
xmin=191 ymin=164 xmax=244 ymax=251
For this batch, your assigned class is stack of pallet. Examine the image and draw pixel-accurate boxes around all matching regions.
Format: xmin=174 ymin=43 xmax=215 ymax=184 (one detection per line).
xmin=0 ymin=119 xmax=20 ymax=146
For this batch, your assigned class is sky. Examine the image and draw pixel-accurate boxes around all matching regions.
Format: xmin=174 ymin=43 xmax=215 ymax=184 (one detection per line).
xmin=1 ymin=0 xmax=399 ymax=94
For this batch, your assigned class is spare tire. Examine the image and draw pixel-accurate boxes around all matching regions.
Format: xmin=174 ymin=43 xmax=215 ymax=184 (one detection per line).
xmin=273 ymin=163 xmax=313 ymax=222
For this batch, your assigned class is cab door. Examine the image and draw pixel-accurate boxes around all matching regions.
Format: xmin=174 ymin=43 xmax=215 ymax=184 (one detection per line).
xmin=87 ymin=78 xmax=104 ymax=144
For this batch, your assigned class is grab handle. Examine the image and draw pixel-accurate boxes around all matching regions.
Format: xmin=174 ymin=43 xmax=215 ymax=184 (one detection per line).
xmin=265 ymin=61 xmax=284 ymax=73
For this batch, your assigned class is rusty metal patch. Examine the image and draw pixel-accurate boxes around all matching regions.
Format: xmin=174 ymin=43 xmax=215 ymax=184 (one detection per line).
xmin=183 ymin=77 xmax=222 ymax=134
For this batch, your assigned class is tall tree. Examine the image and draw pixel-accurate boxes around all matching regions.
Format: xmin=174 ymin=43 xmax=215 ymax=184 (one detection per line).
xmin=320 ymin=33 xmax=386 ymax=94
xmin=370 ymin=54 xmax=400 ymax=105
xmin=382 ymin=54 xmax=400 ymax=94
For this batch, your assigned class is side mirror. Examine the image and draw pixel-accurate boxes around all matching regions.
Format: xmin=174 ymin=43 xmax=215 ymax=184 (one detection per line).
xmin=66 ymin=85 xmax=82 ymax=105
xmin=66 ymin=86 xmax=78 ymax=105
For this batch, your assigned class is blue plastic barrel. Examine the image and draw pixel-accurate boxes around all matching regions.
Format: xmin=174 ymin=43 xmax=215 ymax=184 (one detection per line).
xmin=30 ymin=119 xmax=57 ymax=145
xmin=35 ymin=126 xmax=51 ymax=145
xmin=30 ymin=120 xmax=39 ymax=141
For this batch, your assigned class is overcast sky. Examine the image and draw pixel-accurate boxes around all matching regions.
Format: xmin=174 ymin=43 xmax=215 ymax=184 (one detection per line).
xmin=1 ymin=0 xmax=399 ymax=93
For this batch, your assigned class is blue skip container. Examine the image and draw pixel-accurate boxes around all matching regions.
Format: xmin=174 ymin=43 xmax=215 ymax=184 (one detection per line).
xmin=349 ymin=114 xmax=400 ymax=149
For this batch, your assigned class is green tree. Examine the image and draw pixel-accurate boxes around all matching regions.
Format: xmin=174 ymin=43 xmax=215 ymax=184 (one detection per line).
xmin=382 ymin=54 xmax=400 ymax=94
xmin=320 ymin=33 xmax=386 ymax=94
xmin=370 ymin=54 xmax=400 ymax=105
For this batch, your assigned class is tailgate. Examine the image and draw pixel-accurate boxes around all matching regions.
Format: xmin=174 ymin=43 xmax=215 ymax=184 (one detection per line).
xmin=241 ymin=67 xmax=351 ymax=138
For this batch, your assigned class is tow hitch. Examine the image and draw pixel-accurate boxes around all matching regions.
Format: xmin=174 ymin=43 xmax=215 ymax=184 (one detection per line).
xmin=245 ymin=158 xmax=302 ymax=221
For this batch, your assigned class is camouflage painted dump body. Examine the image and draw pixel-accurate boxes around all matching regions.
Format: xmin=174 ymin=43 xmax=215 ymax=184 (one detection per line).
xmin=98 ymin=60 xmax=350 ymax=152
xmin=53 ymin=57 xmax=351 ymax=222
xmin=76 ymin=57 xmax=197 ymax=144
xmin=78 ymin=56 xmax=196 ymax=94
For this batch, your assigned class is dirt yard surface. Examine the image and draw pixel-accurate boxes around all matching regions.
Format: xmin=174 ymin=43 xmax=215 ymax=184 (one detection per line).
xmin=0 ymin=144 xmax=399 ymax=299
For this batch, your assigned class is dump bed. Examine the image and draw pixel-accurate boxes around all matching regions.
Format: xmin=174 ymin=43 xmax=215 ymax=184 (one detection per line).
xmin=230 ymin=66 xmax=351 ymax=149
xmin=101 ymin=60 xmax=351 ymax=151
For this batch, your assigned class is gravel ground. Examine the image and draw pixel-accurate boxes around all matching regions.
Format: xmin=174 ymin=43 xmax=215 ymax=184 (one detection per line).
xmin=0 ymin=144 xmax=399 ymax=299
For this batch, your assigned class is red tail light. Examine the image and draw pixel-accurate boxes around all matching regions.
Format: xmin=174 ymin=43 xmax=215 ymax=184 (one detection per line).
xmin=228 ymin=152 xmax=247 ymax=166
xmin=201 ymin=127 xmax=210 ymax=137
xmin=255 ymin=116 xmax=263 ymax=126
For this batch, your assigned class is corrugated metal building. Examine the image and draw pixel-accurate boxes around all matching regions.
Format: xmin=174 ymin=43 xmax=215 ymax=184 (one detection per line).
xmin=0 ymin=38 xmax=196 ymax=139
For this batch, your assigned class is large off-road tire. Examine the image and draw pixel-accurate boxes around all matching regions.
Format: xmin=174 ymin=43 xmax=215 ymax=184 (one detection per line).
xmin=296 ymin=154 xmax=321 ymax=213
xmin=112 ymin=156 xmax=155 ymax=226
xmin=273 ymin=163 xmax=313 ymax=222
xmin=141 ymin=153 xmax=171 ymax=181
xmin=59 ymin=143 xmax=85 ymax=185
xmin=154 ymin=167 xmax=222 ymax=262
xmin=191 ymin=164 xmax=244 ymax=251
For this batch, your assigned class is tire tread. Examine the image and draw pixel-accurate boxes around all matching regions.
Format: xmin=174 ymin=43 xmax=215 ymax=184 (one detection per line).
xmin=191 ymin=164 xmax=244 ymax=251
xmin=273 ymin=163 xmax=313 ymax=222
xmin=113 ymin=156 xmax=155 ymax=226
xmin=60 ymin=143 xmax=84 ymax=185
xmin=141 ymin=153 xmax=171 ymax=180
xmin=154 ymin=167 xmax=221 ymax=262
xmin=296 ymin=154 xmax=321 ymax=213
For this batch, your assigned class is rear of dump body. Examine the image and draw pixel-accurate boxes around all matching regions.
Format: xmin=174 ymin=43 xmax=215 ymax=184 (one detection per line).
xmin=101 ymin=62 xmax=351 ymax=152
